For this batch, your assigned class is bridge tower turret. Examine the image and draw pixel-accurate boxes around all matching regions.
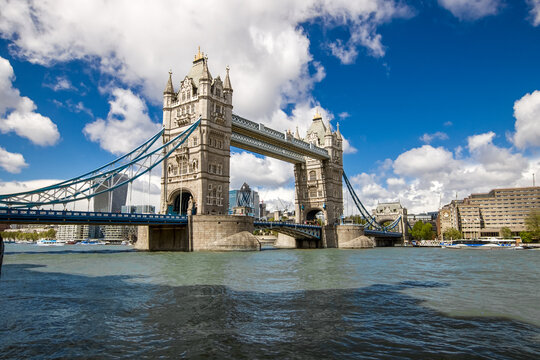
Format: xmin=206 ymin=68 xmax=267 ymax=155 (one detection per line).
xmin=160 ymin=49 xmax=232 ymax=216
xmin=294 ymin=112 xmax=343 ymax=226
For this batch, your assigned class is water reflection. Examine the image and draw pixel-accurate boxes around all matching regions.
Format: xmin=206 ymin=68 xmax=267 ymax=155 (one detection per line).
xmin=1 ymin=263 xmax=538 ymax=359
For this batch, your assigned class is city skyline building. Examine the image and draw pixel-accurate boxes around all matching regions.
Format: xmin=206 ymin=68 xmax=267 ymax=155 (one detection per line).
xmin=438 ymin=186 xmax=540 ymax=239
xmin=121 ymin=205 xmax=156 ymax=214
xmin=228 ymin=182 xmax=260 ymax=218
xmin=93 ymin=174 xmax=129 ymax=213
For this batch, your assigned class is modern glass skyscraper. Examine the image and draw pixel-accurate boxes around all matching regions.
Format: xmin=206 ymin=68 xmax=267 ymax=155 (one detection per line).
xmin=228 ymin=183 xmax=260 ymax=218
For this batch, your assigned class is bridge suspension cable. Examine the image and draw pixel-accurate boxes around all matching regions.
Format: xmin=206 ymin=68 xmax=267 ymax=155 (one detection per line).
xmin=0 ymin=118 xmax=201 ymax=208
xmin=342 ymin=172 xmax=401 ymax=232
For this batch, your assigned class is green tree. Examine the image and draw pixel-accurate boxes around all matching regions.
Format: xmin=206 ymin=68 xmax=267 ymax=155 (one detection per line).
xmin=46 ymin=228 xmax=56 ymax=239
xmin=411 ymin=221 xmax=424 ymax=240
xmin=520 ymin=231 xmax=533 ymax=243
xmin=525 ymin=210 xmax=540 ymax=240
xmin=421 ymin=223 xmax=435 ymax=240
xmin=443 ymin=227 xmax=462 ymax=240
xmin=499 ymin=227 xmax=512 ymax=239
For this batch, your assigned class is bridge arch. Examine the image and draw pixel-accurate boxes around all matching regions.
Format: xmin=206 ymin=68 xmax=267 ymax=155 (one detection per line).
xmin=305 ymin=208 xmax=325 ymax=224
xmin=376 ymin=217 xmax=396 ymax=226
xmin=168 ymin=188 xmax=195 ymax=215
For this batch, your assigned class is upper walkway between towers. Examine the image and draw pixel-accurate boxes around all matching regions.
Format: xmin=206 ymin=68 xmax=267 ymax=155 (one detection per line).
xmin=231 ymin=114 xmax=329 ymax=163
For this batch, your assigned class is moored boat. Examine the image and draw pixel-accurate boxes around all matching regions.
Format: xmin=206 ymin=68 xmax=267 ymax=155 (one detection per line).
xmin=442 ymin=238 xmax=516 ymax=249
xmin=36 ymin=239 xmax=65 ymax=246
xmin=79 ymin=239 xmax=106 ymax=245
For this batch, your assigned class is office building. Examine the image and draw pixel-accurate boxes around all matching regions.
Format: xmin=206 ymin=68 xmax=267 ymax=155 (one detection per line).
xmin=121 ymin=205 xmax=156 ymax=214
xmin=93 ymin=174 xmax=129 ymax=213
xmin=438 ymin=186 xmax=540 ymax=239
xmin=228 ymin=183 xmax=260 ymax=218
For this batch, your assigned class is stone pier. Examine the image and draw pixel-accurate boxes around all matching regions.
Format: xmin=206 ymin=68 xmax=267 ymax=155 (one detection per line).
xmin=134 ymin=214 xmax=260 ymax=251
xmin=336 ymin=224 xmax=374 ymax=249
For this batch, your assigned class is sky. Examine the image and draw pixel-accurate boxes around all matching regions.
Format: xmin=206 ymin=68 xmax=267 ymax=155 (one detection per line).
xmin=0 ymin=0 xmax=539 ymax=214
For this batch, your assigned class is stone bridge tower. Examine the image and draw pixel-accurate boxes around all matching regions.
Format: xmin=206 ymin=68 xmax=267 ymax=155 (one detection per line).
xmin=373 ymin=202 xmax=409 ymax=241
xmin=294 ymin=112 xmax=343 ymax=225
xmin=160 ymin=49 xmax=233 ymax=216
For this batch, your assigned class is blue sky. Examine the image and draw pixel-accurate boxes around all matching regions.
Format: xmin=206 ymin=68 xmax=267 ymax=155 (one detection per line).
xmin=0 ymin=0 xmax=539 ymax=213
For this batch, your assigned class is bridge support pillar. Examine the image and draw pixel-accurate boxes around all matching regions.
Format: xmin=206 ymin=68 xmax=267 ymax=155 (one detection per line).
xmin=189 ymin=215 xmax=260 ymax=251
xmin=274 ymin=233 xmax=297 ymax=248
xmin=135 ymin=215 xmax=260 ymax=251
xmin=335 ymin=225 xmax=375 ymax=249
xmin=135 ymin=225 xmax=190 ymax=251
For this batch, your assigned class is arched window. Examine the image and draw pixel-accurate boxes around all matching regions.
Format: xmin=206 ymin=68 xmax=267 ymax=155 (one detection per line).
xmin=309 ymin=171 xmax=316 ymax=181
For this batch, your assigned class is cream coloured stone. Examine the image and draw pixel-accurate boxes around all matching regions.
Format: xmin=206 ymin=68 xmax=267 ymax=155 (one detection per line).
xmin=208 ymin=231 xmax=261 ymax=251
xmin=338 ymin=235 xmax=375 ymax=249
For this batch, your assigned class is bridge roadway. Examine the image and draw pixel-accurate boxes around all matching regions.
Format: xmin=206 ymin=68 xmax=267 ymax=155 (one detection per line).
xmin=253 ymin=221 xmax=321 ymax=239
xmin=0 ymin=207 xmax=402 ymax=241
xmin=231 ymin=114 xmax=329 ymax=163
xmin=0 ymin=207 xmax=188 ymax=226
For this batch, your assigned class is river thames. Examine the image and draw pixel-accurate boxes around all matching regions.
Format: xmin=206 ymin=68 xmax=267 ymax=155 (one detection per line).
xmin=1 ymin=244 xmax=539 ymax=359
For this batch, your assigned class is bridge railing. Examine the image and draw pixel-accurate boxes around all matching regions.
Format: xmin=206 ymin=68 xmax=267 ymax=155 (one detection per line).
xmin=254 ymin=220 xmax=321 ymax=229
xmin=0 ymin=207 xmax=188 ymax=225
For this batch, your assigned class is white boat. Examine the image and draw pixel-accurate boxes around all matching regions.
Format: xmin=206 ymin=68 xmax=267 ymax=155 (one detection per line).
xmin=442 ymin=238 xmax=516 ymax=250
xmin=79 ymin=239 xmax=106 ymax=245
xmin=36 ymin=239 xmax=65 ymax=246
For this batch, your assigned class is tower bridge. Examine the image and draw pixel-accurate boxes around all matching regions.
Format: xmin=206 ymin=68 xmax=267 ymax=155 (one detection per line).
xmin=0 ymin=49 xmax=407 ymax=250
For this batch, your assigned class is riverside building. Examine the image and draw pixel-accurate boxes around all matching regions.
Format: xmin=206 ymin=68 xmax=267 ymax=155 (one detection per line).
xmin=438 ymin=186 xmax=540 ymax=239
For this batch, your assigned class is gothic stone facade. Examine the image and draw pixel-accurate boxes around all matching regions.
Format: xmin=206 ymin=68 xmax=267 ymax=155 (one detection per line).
xmin=160 ymin=51 xmax=233 ymax=216
xmin=294 ymin=113 xmax=344 ymax=225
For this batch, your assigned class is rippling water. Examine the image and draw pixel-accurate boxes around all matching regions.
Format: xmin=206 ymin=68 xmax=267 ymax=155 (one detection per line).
xmin=1 ymin=244 xmax=539 ymax=359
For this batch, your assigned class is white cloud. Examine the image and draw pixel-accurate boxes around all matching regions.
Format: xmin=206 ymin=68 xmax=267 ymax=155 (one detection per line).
xmin=0 ymin=146 xmax=28 ymax=173
xmin=0 ymin=0 xmax=411 ymax=121
xmin=0 ymin=179 xmax=60 ymax=196
xmin=44 ymin=76 xmax=75 ymax=91
xmin=512 ymin=90 xmax=540 ymax=149
xmin=393 ymin=145 xmax=455 ymax=177
xmin=342 ymin=137 xmax=358 ymax=154
xmin=528 ymin=0 xmax=540 ymax=26
xmin=438 ymin=0 xmax=502 ymax=20
xmin=325 ymin=0 xmax=412 ymax=62
xmin=420 ymin=131 xmax=448 ymax=144
xmin=83 ymin=88 xmax=161 ymax=155
xmin=0 ymin=56 xmax=60 ymax=146
xmin=344 ymin=131 xmax=537 ymax=214
xmin=467 ymin=131 xmax=495 ymax=151
xmin=52 ymin=99 xmax=94 ymax=117
xmin=230 ymin=151 xmax=294 ymax=189
xmin=338 ymin=112 xmax=350 ymax=119
xmin=257 ymin=187 xmax=296 ymax=212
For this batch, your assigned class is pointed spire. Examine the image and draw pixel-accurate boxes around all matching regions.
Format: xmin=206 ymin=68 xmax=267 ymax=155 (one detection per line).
xmin=200 ymin=56 xmax=211 ymax=81
xmin=163 ymin=70 xmax=174 ymax=94
xmin=325 ymin=121 xmax=332 ymax=136
xmin=294 ymin=126 xmax=300 ymax=139
xmin=313 ymin=108 xmax=322 ymax=121
xmin=336 ymin=122 xmax=342 ymax=139
xmin=224 ymin=65 xmax=232 ymax=91
xmin=194 ymin=46 xmax=204 ymax=62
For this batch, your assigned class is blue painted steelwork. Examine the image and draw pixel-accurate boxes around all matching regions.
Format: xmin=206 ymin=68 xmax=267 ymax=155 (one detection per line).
xmin=343 ymin=171 xmax=402 ymax=234
xmin=364 ymin=229 xmax=402 ymax=238
xmin=254 ymin=221 xmax=321 ymax=240
xmin=0 ymin=207 xmax=187 ymax=225
xmin=0 ymin=119 xmax=200 ymax=208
